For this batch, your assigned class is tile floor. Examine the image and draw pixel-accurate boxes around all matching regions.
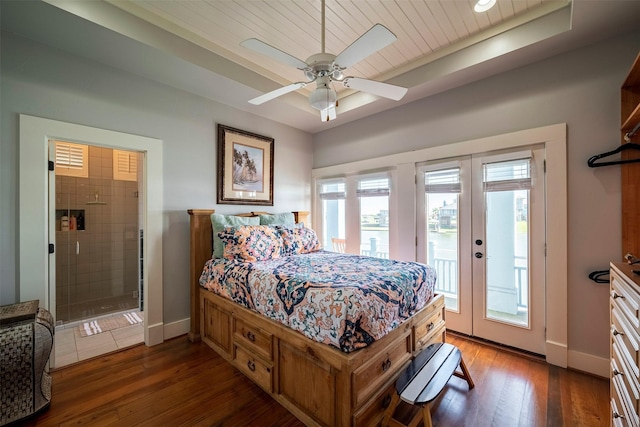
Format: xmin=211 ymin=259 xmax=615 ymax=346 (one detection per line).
xmin=53 ymin=315 xmax=144 ymax=369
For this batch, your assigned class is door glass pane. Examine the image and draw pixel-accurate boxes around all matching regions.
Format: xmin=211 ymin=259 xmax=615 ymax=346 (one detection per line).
xmin=358 ymin=178 xmax=389 ymax=258
xmin=484 ymin=160 xmax=530 ymax=327
xmin=319 ymin=180 xmax=346 ymax=251
xmin=424 ymin=169 xmax=460 ymax=312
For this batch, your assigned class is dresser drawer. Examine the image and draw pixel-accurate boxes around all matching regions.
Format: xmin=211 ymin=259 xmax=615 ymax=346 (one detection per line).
xmin=613 ymin=371 xmax=639 ymax=427
xmin=614 ymin=343 xmax=640 ymax=427
xmin=234 ymin=317 xmax=273 ymax=361
xmin=612 ymin=307 xmax=640 ymax=379
xmin=612 ymin=274 xmax=640 ymax=330
xmin=611 ymin=397 xmax=629 ymax=427
xmin=234 ymin=345 xmax=273 ymax=392
xmin=353 ymin=382 xmax=396 ymax=427
xmin=353 ymin=334 xmax=412 ymax=409
xmin=414 ymin=308 xmax=445 ymax=353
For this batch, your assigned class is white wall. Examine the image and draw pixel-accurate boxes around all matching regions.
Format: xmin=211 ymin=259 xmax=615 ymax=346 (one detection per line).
xmin=313 ymin=31 xmax=640 ymax=362
xmin=0 ymin=32 xmax=313 ymax=325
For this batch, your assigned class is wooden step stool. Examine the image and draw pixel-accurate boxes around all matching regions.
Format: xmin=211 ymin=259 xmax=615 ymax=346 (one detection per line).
xmin=381 ymin=342 xmax=474 ymax=427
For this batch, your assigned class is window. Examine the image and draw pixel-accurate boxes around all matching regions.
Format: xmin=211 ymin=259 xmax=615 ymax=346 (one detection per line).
xmin=113 ymin=149 xmax=138 ymax=182
xmin=318 ymin=179 xmax=346 ymax=250
xmin=54 ymin=141 xmax=88 ymax=178
xmin=357 ymin=176 xmax=390 ymax=258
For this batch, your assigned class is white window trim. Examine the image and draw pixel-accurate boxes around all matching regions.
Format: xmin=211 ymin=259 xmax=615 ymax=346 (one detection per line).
xmin=312 ymin=123 xmax=568 ymax=369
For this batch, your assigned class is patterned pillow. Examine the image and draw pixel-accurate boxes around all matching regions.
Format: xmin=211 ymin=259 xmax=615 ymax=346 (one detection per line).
xmin=218 ymin=225 xmax=283 ymax=262
xmin=210 ymin=214 xmax=260 ymax=258
xmin=278 ymin=226 xmax=322 ymax=256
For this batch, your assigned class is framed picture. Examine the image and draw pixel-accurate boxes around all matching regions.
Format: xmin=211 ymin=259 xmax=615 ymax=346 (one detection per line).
xmin=217 ymin=124 xmax=274 ymax=206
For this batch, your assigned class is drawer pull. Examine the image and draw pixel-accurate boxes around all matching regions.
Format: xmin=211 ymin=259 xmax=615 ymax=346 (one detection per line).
xmin=247 ymin=360 xmax=256 ymax=371
xmin=613 ymin=411 xmax=625 ymax=420
xmin=246 ymin=331 xmax=256 ymax=342
xmin=381 ymin=394 xmax=392 ymax=409
xmin=612 ymin=368 xmax=623 ymax=376
xmin=611 ymin=291 xmax=624 ymax=300
xmin=427 ymin=322 xmax=435 ymax=332
xmin=612 ymin=328 xmax=624 ymax=337
xmin=381 ymin=358 xmax=392 ymax=372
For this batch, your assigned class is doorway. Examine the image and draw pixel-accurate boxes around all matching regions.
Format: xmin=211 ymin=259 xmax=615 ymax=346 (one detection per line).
xmin=417 ymin=146 xmax=546 ymax=355
xmin=19 ymin=114 xmax=165 ymax=369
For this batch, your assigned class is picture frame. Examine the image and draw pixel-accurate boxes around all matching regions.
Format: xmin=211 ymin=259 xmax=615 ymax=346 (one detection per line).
xmin=217 ymin=124 xmax=274 ymax=206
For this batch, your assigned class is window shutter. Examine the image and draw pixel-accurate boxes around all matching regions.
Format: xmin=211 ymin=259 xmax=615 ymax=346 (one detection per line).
xmin=113 ymin=150 xmax=138 ymax=181
xmin=424 ymin=168 xmax=461 ymax=194
xmin=483 ymin=158 xmax=531 ymax=192
xmin=54 ymin=141 xmax=88 ymax=178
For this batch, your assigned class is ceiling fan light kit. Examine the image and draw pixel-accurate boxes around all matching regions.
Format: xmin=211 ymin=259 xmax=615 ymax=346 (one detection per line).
xmin=242 ymin=0 xmax=408 ymax=122
xmin=309 ymin=79 xmax=337 ymax=111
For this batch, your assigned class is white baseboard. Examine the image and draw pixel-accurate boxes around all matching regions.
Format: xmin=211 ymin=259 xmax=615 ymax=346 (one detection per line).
xmin=163 ymin=317 xmax=190 ymax=340
xmin=568 ymin=349 xmax=609 ymax=378
xmin=146 ymin=322 xmax=164 ymax=346
xmin=546 ymin=340 xmax=568 ymax=368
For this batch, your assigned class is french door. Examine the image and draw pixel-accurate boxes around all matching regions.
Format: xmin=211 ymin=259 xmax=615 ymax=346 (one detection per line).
xmin=417 ymin=146 xmax=546 ymax=355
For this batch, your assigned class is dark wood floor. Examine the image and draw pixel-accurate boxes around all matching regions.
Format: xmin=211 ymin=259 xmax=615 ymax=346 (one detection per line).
xmin=24 ymin=333 xmax=609 ymax=426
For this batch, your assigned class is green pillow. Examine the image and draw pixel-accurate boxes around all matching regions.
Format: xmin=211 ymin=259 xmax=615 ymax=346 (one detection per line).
xmin=259 ymin=212 xmax=295 ymax=226
xmin=211 ymin=214 xmax=260 ymax=258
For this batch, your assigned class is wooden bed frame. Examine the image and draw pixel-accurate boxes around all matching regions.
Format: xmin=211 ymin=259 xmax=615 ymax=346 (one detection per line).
xmin=188 ymin=209 xmax=445 ymax=427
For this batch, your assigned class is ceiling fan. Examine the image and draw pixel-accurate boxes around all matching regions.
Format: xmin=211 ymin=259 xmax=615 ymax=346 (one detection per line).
xmin=241 ymin=0 xmax=408 ymax=122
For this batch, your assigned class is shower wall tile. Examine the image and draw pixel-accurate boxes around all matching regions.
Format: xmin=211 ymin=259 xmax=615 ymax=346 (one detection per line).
xmin=55 ymin=147 xmax=140 ymax=323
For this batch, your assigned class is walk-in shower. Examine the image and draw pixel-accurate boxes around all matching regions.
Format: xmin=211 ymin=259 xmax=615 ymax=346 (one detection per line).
xmin=52 ymin=141 xmax=143 ymax=324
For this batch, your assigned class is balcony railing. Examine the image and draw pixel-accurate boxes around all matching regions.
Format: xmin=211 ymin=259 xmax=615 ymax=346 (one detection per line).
xmin=432 ymin=258 xmax=528 ymax=309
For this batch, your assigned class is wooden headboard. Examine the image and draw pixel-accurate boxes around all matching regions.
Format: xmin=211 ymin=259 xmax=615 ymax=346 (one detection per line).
xmin=187 ymin=210 xmax=310 ymax=342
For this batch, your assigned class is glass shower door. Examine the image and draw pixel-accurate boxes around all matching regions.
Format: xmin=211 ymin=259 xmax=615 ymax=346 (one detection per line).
xmin=51 ymin=141 xmax=142 ymax=324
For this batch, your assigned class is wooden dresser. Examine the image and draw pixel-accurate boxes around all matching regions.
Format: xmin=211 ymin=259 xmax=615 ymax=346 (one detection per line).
xmin=610 ymin=262 xmax=640 ymax=427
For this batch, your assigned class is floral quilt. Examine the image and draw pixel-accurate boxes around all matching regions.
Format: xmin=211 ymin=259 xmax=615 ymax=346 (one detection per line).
xmin=199 ymin=250 xmax=436 ymax=352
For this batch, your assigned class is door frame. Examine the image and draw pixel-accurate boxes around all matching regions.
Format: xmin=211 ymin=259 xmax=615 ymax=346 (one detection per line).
xmin=18 ymin=115 xmax=164 ymax=355
xmin=313 ymin=123 xmax=568 ymax=367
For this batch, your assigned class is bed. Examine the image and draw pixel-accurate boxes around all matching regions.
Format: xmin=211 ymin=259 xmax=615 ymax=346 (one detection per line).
xmin=188 ymin=209 xmax=445 ymax=427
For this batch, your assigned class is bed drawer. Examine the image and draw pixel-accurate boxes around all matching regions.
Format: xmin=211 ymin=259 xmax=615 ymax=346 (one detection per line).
xmin=234 ymin=345 xmax=273 ymax=393
xmin=414 ymin=308 xmax=445 ymax=353
xmin=353 ymin=381 xmax=396 ymax=427
xmin=234 ymin=317 xmax=273 ymax=361
xmin=353 ymin=334 xmax=412 ymax=409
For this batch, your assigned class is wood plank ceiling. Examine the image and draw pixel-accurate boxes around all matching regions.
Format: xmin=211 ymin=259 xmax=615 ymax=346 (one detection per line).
xmin=109 ymin=0 xmax=569 ymax=97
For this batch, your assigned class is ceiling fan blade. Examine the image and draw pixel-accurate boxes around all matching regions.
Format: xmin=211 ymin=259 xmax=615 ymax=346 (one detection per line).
xmin=320 ymin=105 xmax=337 ymax=122
xmin=335 ymin=24 xmax=397 ymax=69
xmin=343 ymin=77 xmax=407 ymax=101
xmin=241 ymin=38 xmax=308 ymax=69
xmin=249 ymin=82 xmax=307 ymax=105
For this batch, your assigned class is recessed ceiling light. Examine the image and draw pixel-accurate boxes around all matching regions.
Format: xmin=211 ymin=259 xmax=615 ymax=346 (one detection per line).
xmin=474 ymin=0 xmax=496 ymax=13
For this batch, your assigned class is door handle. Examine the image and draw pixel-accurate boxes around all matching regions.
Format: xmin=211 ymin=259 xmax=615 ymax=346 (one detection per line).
xmin=76 ymin=241 xmax=80 ymax=255
xmin=474 ymin=252 xmax=483 ymax=259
